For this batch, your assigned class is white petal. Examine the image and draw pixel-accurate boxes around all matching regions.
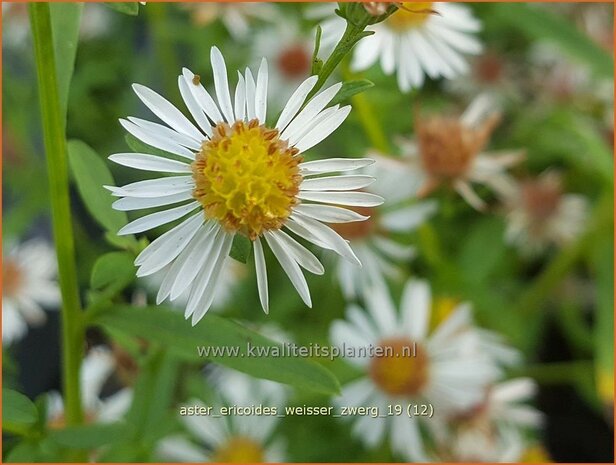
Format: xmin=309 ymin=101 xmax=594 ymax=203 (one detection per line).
xmin=127 ymin=117 xmax=202 ymax=150
xmin=254 ymin=57 xmax=268 ymax=122
xmin=264 ymin=232 xmax=311 ymax=307
xmin=253 ymin=237 xmax=269 ymax=313
xmin=295 ymin=105 xmax=352 ymax=152
xmin=181 ymin=68 xmax=224 ymax=124
xmin=266 ymin=230 xmax=324 ymax=275
xmin=234 ymin=71 xmax=246 ymax=121
xmin=105 ymin=176 xmax=194 ymax=198
xmin=109 ymin=153 xmax=191 ymax=173
xmin=112 ymin=191 xmax=193 ymax=211
xmin=300 ymin=157 xmax=374 ymax=175
xmin=275 ymin=75 xmax=319 ymax=131
xmin=380 ymin=200 xmax=438 ymax=232
xmin=132 ymin=83 xmax=203 ymax=140
xmin=118 ymin=202 xmax=200 ymax=235
xmin=120 ymin=119 xmax=195 ymax=160
xmin=297 ymin=190 xmax=383 ymax=207
xmin=400 ymin=279 xmax=431 ymax=340
xmin=280 ymin=83 xmax=342 ymax=143
xmin=289 ymin=213 xmax=360 ymax=266
xmin=178 ymin=75 xmax=214 ymax=137
xmin=293 ymin=204 xmax=368 ymax=223
xmin=244 ymin=68 xmax=256 ymax=120
xmin=210 ymin=46 xmax=235 ymax=123
xmin=300 ymin=174 xmax=374 ymax=191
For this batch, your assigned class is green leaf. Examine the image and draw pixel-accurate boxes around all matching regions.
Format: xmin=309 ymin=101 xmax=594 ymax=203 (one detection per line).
xmin=67 ymin=139 xmax=133 ymax=246
xmin=90 ymin=251 xmax=135 ymax=291
xmin=2 ymin=389 xmax=38 ymax=430
xmin=49 ymin=422 xmax=133 ymax=449
xmin=492 ymin=3 xmax=613 ymax=78
xmin=229 ymin=235 xmax=252 ymax=263
xmin=50 ymin=3 xmax=83 ymax=124
xmin=105 ymin=2 xmax=140 ymax=16
xmin=330 ymin=79 xmax=374 ymax=106
xmin=96 ymin=305 xmax=341 ymax=394
xmin=457 ymin=217 xmax=507 ymax=283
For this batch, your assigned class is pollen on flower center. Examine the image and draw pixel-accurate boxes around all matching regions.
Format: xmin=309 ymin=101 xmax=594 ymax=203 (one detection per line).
xmin=369 ymin=337 xmax=429 ymax=396
xmin=277 ymin=44 xmax=311 ymax=80
xmin=213 ymin=436 xmax=264 ymax=463
xmin=192 ymin=120 xmax=303 ymax=240
xmin=387 ymin=2 xmax=434 ymax=31
xmin=330 ymin=205 xmax=377 ymax=240
xmin=416 ymin=113 xmax=500 ymax=180
xmin=3 ymin=259 xmax=23 ymax=298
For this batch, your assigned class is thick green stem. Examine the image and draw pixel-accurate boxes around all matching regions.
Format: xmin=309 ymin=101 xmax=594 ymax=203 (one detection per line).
xmin=29 ymin=3 xmax=84 ymax=426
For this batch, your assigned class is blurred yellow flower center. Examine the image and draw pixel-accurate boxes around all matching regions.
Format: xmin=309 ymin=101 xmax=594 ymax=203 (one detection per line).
xmin=387 ymin=2 xmax=434 ymax=30
xmin=429 ymin=297 xmax=458 ymax=332
xmin=2 ymin=259 xmax=23 ymax=298
xmin=213 ymin=436 xmax=264 ymax=463
xmin=192 ymin=120 xmax=302 ymax=240
xmin=416 ymin=113 xmax=500 ymax=180
xmin=369 ymin=337 xmax=429 ymax=396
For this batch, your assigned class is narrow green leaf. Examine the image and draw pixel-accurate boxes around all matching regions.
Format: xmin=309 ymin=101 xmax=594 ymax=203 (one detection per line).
xmin=330 ymin=79 xmax=374 ymax=106
xmin=49 ymin=3 xmax=83 ymax=123
xmin=492 ymin=3 xmax=613 ymax=78
xmin=229 ymin=235 xmax=251 ymax=263
xmin=105 ymin=2 xmax=140 ymax=16
xmin=96 ymin=305 xmax=341 ymax=394
xmin=2 ymin=389 xmax=38 ymax=429
xmin=49 ymin=422 xmax=133 ymax=449
xmin=67 ymin=139 xmax=132 ymax=243
xmin=90 ymin=251 xmax=135 ymax=291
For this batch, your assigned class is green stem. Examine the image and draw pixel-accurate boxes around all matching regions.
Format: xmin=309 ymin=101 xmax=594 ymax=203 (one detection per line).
xmin=29 ymin=3 xmax=84 ymax=426
xmin=147 ymin=3 xmax=180 ymax=102
xmin=516 ymin=193 xmax=613 ymax=317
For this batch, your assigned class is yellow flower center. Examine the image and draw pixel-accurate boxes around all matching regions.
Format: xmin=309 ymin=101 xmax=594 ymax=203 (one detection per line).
xmin=369 ymin=337 xmax=429 ymax=396
xmin=212 ymin=436 xmax=265 ymax=463
xmin=387 ymin=2 xmax=434 ymax=30
xmin=2 ymin=259 xmax=23 ymax=298
xmin=416 ymin=113 xmax=500 ymax=180
xmin=192 ymin=120 xmax=303 ymax=240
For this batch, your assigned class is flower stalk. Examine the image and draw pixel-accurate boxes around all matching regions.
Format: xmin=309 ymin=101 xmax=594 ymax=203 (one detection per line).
xmin=29 ymin=2 xmax=84 ymax=426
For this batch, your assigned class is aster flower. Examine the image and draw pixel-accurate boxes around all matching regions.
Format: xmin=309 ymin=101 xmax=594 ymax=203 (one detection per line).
xmin=433 ymin=378 xmax=543 ymax=462
xmin=327 ymin=156 xmax=437 ymax=299
xmin=47 ymin=347 xmax=133 ymax=428
xmin=106 ymin=46 xmax=382 ymax=324
xmin=312 ymin=2 xmax=483 ymax=92
xmin=184 ymin=2 xmax=278 ymax=40
xmin=2 ymin=240 xmax=60 ymax=346
xmin=329 ymin=279 xmax=504 ymax=461
xmin=158 ymin=369 xmax=287 ymax=464
xmin=502 ymin=171 xmax=589 ymax=255
xmin=396 ymin=94 xmax=524 ymax=210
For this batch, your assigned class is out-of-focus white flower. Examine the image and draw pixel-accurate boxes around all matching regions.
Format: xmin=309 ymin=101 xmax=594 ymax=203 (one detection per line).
xmin=330 ymin=279 xmax=507 ymax=461
xmin=252 ymin=23 xmax=313 ymax=109
xmin=433 ymin=378 xmax=543 ymax=462
xmin=397 ymin=94 xmax=524 ymax=210
xmin=184 ymin=2 xmax=278 ymax=40
xmin=503 ymin=171 xmax=589 ymax=255
xmin=47 ymin=347 xmax=133 ymax=427
xmin=311 ymin=2 xmax=483 ymax=92
xmin=3 ymin=240 xmax=60 ymax=346
xmin=107 ymin=46 xmax=382 ymax=324
xmin=326 ymin=156 xmax=437 ymax=299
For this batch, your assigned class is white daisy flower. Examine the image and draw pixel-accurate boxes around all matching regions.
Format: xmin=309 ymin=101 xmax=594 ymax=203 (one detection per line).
xmin=184 ymin=2 xmax=278 ymax=40
xmin=2 ymin=240 xmax=60 ymax=346
xmin=330 ymin=279 xmax=504 ymax=461
xmin=107 ymin=47 xmax=382 ymax=324
xmin=47 ymin=347 xmax=133 ymax=428
xmin=312 ymin=2 xmax=483 ymax=92
xmin=252 ymin=23 xmax=313 ymax=109
xmin=503 ymin=171 xmax=589 ymax=255
xmin=433 ymin=378 xmax=543 ymax=462
xmin=326 ymin=156 xmax=437 ymax=299
xmin=397 ymin=94 xmax=524 ymax=210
